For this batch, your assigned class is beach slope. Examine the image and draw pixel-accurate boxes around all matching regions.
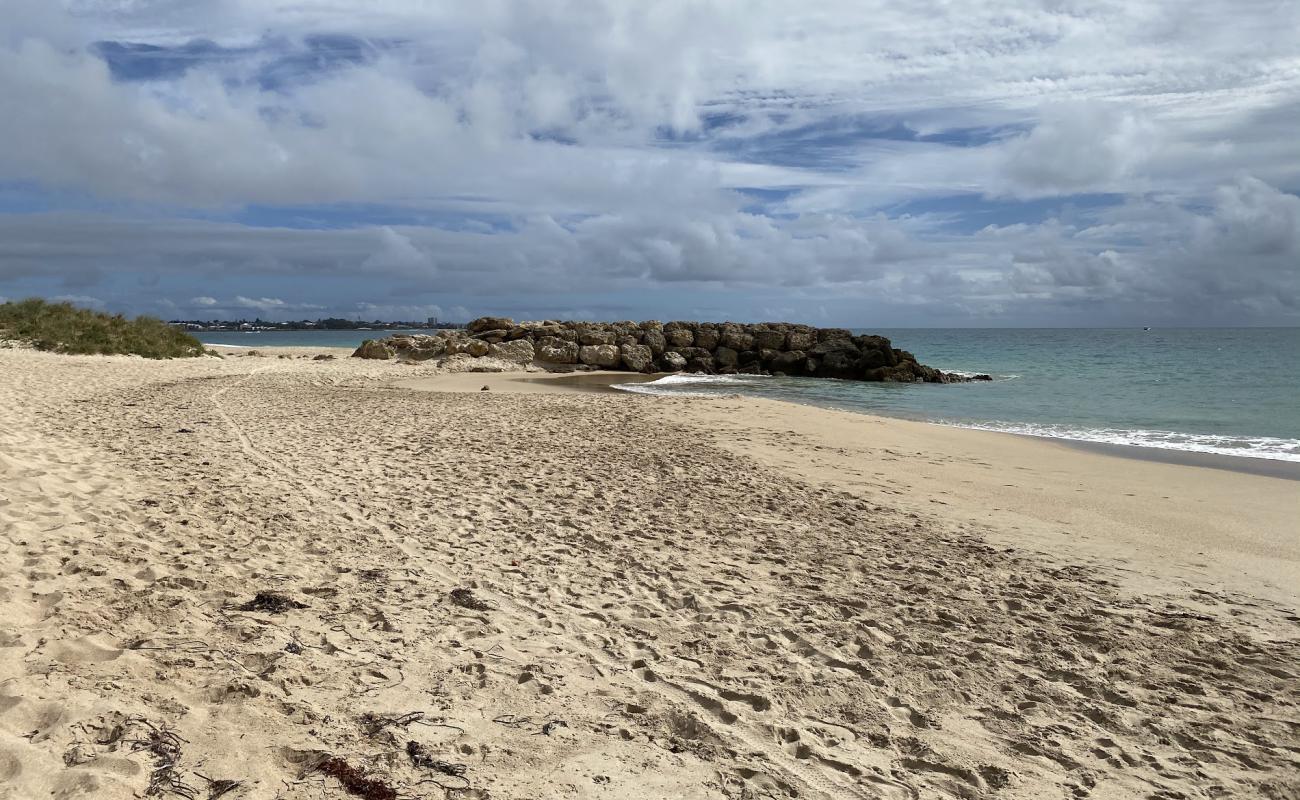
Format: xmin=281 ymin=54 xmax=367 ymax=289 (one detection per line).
xmin=2 ymin=349 xmax=1296 ymax=799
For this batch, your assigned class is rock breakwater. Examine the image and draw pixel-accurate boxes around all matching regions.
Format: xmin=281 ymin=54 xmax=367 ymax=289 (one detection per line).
xmin=354 ymin=318 xmax=990 ymax=382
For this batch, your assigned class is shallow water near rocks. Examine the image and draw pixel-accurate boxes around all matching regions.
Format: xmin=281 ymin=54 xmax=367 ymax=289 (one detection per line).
xmin=618 ymin=328 xmax=1300 ymax=462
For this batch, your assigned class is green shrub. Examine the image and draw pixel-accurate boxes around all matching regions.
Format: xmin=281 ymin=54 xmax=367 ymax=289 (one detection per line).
xmin=0 ymin=298 xmax=205 ymax=359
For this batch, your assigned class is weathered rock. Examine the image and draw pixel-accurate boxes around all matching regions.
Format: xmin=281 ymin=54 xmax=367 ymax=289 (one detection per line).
xmin=447 ymin=338 xmax=491 ymax=358
xmin=694 ymin=325 xmax=721 ymax=351
xmin=467 ymin=316 xmax=514 ymax=333
xmin=350 ymin=318 xmax=981 ymax=384
xmin=818 ymin=327 xmax=854 ymax=342
xmin=612 ymin=321 xmax=643 ymax=340
xmin=620 ymin=343 xmax=655 ymax=372
xmin=400 ymin=336 xmax=447 ymax=361
xmin=579 ymin=330 xmax=616 ymax=346
xmin=536 ymin=337 xmax=579 ymax=364
xmin=659 ymin=351 xmax=688 ymax=372
xmin=752 ymin=328 xmax=786 ymax=350
xmin=665 ymin=328 xmax=694 ymax=348
xmin=670 ymin=347 xmax=712 ymax=362
xmin=685 ymin=355 xmax=715 ymax=373
xmin=643 ymin=330 xmax=667 ymax=355
xmin=720 ymin=325 xmax=754 ymax=352
xmin=769 ymin=350 xmax=806 ymax=373
xmin=579 ymin=344 xmax=621 ymax=368
xmin=786 ymin=329 xmax=816 ymax=351
xmin=353 ymin=339 xmax=394 ymax=359
xmin=489 ymin=339 xmax=535 ymax=364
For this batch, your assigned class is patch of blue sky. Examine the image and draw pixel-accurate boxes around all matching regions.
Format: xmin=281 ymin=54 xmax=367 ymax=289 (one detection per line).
xmin=887 ymin=193 xmax=1126 ymax=233
xmin=225 ymin=203 xmax=517 ymax=233
xmin=702 ymin=115 xmax=1026 ymax=171
xmin=91 ymin=39 xmax=249 ymax=81
xmin=732 ymin=187 xmax=801 ymax=216
xmin=91 ymin=34 xmax=386 ymax=90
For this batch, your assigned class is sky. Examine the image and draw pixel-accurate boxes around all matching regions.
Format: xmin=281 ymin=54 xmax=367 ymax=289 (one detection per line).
xmin=1 ymin=1 xmax=1297 ymax=326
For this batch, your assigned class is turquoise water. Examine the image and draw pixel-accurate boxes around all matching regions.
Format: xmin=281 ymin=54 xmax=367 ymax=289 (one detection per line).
xmin=620 ymin=328 xmax=1300 ymax=462
xmin=198 ymin=328 xmax=1300 ymax=461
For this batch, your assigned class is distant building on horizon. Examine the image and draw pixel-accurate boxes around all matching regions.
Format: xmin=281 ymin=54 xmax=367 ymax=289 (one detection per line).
xmin=427 ymin=316 xmax=438 ymax=325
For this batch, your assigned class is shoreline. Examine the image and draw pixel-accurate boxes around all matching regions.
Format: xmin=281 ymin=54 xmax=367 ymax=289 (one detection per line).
xmin=403 ymin=368 xmax=1300 ymax=480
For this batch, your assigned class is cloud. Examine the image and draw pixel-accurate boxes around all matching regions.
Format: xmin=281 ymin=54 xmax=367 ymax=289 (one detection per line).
xmin=0 ymin=1 xmax=1296 ymax=324
xmin=1 ymin=173 xmax=1295 ymax=325
xmin=231 ymin=296 xmax=324 ymax=312
xmin=361 ymin=227 xmax=435 ymax=275
xmin=999 ymin=104 xmax=1160 ymax=197
xmin=49 ymin=294 xmax=104 ymax=308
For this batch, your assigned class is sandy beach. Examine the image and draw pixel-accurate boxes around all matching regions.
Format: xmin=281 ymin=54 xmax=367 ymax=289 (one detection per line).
xmin=2 ymin=347 xmax=1297 ymax=800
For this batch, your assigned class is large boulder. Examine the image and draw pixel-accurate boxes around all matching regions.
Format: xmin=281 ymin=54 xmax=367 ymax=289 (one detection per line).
xmin=399 ymin=336 xmax=447 ymax=361
xmin=818 ymin=327 xmax=854 ymax=342
xmin=719 ymin=325 xmax=754 ymax=352
xmin=685 ymin=355 xmax=715 ymax=373
xmin=670 ymin=347 xmax=712 ymax=361
xmin=713 ymin=346 xmax=739 ymax=367
xmin=658 ymin=351 xmax=688 ymax=372
xmin=579 ymin=344 xmax=621 ymax=368
xmin=579 ymin=330 xmax=616 ymax=346
xmin=665 ymin=328 xmax=694 ymax=348
xmin=467 ymin=316 xmax=514 ymax=333
xmin=447 ymin=338 xmax=491 ymax=358
xmin=810 ymin=339 xmax=863 ymax=378
xmin=752 ymin=328 xmax=786 ymax=351
xmin=352 ymin=339 xmax=393 ymax=359
xmin=536 ymin=336 xmax=579 ymax=364
xmin=694 ymin=325 xmax=721 ymax=351
xmin=620 ymin=343 xmax=655 ymax=372
xmin=768 ymin=350 xmax=806 ymax=374
xmin=786 ymin=329 xmax=816 ymax=351
xmin=643 ymin=330 xmax=667 ymax=355
xmin=489 ymin=339 xmax=536 ymax=364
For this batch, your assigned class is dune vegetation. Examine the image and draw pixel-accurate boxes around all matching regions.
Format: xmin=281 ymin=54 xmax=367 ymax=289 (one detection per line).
xmin=0 ymin=298 xmax=205 ymax=359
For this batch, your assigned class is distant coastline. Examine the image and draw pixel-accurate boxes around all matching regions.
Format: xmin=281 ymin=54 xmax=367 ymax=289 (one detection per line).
xmin=176 ymin=318 xmax=464 ymax=333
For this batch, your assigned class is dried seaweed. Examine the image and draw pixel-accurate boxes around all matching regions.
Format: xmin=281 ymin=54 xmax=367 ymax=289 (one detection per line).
xmin=405 ymin=741 xmax=467 ymax=777
xmin=358 ymin=711 xmax=425 ymax=737
xmin=540 ymin=720 xmax=568 ymax=736
xmin=406 ymin=741 xmax=469 ymax=790
xmin=195 ymin=774 xmax=244 ymax=800
xmin=236 ymin=592 xmax=308 ymax=613
xmin=316 ymin=757 xmax=399 ymax=800
xmin=129 ymin=720 xmax=197 ymax=799
xmin=448 ymin=588 xmax=490 ymax=611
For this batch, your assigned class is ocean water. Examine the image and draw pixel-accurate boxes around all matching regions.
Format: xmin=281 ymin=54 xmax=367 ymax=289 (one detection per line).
xmin=196 ymin=329 xmax=431 ymax=348
xmin=197 ymin=327 xmax=1299 ymax=462
xmin=619 ymin=328 xmax=1300 ymax=463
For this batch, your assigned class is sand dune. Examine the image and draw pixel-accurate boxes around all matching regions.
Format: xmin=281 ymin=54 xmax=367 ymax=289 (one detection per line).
xmin=2 ymin=348 xmax=1297 ymax=799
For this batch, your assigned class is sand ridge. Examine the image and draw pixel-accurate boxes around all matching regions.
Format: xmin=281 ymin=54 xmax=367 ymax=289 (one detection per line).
xmin=1 ymin=349 xmax=1298 ymax=799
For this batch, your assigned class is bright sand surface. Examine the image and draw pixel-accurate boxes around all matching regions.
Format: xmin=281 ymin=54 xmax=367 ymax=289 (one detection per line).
xmin=3 ymin=346 xmax=1297 ymax=800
